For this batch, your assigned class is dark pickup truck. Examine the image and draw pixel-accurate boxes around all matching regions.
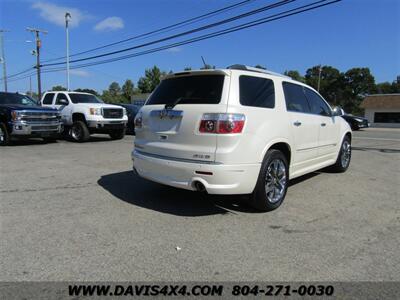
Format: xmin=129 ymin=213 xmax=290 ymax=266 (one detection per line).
xmin=0 ymin=92 xmax=63 ymax=146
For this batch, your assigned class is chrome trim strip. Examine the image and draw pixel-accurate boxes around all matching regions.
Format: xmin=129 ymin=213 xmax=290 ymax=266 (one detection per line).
xmin=297 ymin=143 xmax=337 ymax=152
xmin=134 ymin=149 xmax=221 ymax=165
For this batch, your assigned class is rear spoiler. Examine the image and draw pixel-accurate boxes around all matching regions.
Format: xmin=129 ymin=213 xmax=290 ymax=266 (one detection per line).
xmin=164 ymin=69 xmax=230 ymax=79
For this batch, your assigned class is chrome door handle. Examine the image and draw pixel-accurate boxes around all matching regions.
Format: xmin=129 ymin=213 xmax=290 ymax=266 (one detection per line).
xmin=321 ymin=123 xmax=326 ymax=127
xmin=293 ymin=121 xmax=302 ymax=127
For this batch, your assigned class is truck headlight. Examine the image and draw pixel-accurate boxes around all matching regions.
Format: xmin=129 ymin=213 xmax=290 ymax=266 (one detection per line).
xmin=89 ymin=108 xmax=102 ymax=115
xmin=11 ymin=110 xmax=21 ymax=121
xmin=123 ymin=108 xmax=127 ymax=116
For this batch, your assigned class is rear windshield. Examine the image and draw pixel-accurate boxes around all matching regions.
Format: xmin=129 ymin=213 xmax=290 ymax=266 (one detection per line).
xmin=69 ymin=93 xmax=103 ymax=104
xmin=146 ymin=75 xmax=225 ymax=105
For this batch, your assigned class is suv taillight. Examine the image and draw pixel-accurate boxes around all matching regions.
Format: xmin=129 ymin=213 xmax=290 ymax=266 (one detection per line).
xmin=199 ymin=113 xmax=245 ymax=134
xmin=134 ymin=113 xmax=143 ymax=129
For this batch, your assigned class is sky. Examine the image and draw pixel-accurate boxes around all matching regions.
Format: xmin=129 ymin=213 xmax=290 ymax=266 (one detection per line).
xmin=1 ymin=0 xmax=399 ymax=94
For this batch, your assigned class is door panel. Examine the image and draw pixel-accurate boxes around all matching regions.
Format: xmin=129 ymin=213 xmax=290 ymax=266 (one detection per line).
xmin=288 ymin=112 xmax=319 ymax=169
xmin=317 ymin=116 xmax=340 ymax=158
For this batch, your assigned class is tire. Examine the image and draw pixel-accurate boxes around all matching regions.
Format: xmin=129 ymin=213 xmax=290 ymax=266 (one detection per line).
xmin=109 ymin=128 xmax=126 ymax=140
xmin=0 ymin=122 xmax=11 ymax=146
xmin=249 ymin=149 xmax=289 ymax=212
xmin=69 ymin=121 xmax=90 ymax=142
xmin=330 ymin=135 xmax=351 ymax=173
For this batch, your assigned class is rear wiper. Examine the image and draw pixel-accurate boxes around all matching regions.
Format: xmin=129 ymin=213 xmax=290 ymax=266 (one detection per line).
xmin=165 ymin=97 xmax=183 ymax=110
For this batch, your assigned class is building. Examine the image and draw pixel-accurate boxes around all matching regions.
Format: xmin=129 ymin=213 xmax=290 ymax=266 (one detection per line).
xmin=361 ymin=94 xmax=400 ymax=128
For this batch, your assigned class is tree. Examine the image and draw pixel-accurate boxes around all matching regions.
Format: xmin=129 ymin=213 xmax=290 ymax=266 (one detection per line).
xmin=254 ymin=64 xmax=266 ymax=70
xmin=284 ymin=70 xmax=305 ymax=83
xmin=122 ymin=79 xmax=134 ymax=103
xmin=184 ymin=67 xmax=192 ymax=71
xmin=74 ymin=88 xmax=99 ymax=96
xmin=305 ymin=65 xmax=344 ymax=106
xmin=51 ymin=85 xmax=67 ymax=91
xmin=102 ymin=82 xmax=123 ymax=103
xmin=137 ymin=66 xmax=165 ymax=93
xmin=342 ymin=67 xmax=375 ymax=114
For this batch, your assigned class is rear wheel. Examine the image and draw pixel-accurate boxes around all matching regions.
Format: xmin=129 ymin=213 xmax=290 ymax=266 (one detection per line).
xmin=249 ymin=149 xmax=289 ymax=211
xmin=0 ymin=122 xmax=10 ymax=146
xmin=330 ymin=135 xmax=351 ymax=172
xmin=70 ymin=121 xmax=90 ymax=142
xmin=109 ymin=128 xmax=126 ymax=140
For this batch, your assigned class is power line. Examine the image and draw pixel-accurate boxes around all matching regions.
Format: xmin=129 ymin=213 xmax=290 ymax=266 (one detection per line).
xmin=42 ymin=0 xmax=295 ymax=67
xmin=42 ymin=0 xmax=340 ymax=71
xmin=41 ymin=0 xmax=256 ymax=63
xmin=6 ymin=0 xmax=341 ymax=83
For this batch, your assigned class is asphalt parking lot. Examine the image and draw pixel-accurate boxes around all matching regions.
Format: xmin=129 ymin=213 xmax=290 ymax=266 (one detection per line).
xmin=1 ymin=128 xmax=399 ymax=281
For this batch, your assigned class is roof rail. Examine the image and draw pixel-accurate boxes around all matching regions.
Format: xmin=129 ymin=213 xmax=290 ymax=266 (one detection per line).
xmin=227 ymin=64 xmax=290 ymax=79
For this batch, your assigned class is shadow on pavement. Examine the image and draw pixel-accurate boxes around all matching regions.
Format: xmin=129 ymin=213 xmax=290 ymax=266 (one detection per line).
xmin=352 ymin=146 xmax=400 ymax=154
xmin=98 ymin=170 xmax=260 ymax=217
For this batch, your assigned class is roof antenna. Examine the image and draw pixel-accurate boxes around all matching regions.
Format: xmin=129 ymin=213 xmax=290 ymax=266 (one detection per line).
xmin=201 ymin=56 xmax=207 ymax=69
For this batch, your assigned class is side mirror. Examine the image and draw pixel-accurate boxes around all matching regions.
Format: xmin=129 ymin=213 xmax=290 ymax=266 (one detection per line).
xmin=332 ymin=106 xmax=344 ymax=116
xmin=59 ymin=98 xmax=69 ymax=105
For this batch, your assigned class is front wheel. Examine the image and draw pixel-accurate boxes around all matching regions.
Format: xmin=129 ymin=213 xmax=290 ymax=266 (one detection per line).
xmin=109 ymin=128 xmax=126 ymax=140
xmin=249 ymin=149 xmax=289 ymax=211
xmin=69 ymin=121 xmax=90 ymax=142
xmin=330 ymin=135 xmax=351 ymax=172
xmin=0 ymin=122 xmax=11 ymax=146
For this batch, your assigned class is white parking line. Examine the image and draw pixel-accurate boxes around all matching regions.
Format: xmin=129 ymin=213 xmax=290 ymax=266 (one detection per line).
xmin=353 ymin=137 xmax=400 ymax=142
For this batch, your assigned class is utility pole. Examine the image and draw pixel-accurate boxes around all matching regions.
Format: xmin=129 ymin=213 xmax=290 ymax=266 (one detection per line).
xmin=0 ymin=29 xmax=10 ymax=92
xmin=317 ymin=64 xmax=322 ymax=92
xmin=65 ymin=12 xmax=71 ymax=91
xmin=29 ymin=76 xmax=32 ymax=97
xmin=26 ymin=27 xmax=47 ymax=99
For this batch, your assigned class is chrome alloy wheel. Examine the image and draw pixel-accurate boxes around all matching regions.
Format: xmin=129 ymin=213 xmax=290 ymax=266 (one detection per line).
xmin=0 ymin=126 xmax=4 ymax=142
xmin=71 ymin=124 xmax=82 ymax=140
xmin=265 ymin=159 xmax=287 ymax=204
xmin=341 ymin=140 xmax=351 ymax=168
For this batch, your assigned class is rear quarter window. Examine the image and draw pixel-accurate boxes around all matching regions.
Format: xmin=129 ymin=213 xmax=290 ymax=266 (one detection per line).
xmin=239 ymin=75 xmax=275 ymax=108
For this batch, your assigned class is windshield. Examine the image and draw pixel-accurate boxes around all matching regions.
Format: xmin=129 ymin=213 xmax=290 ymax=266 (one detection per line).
xmin=69 ymin=93 xmax=103 ymax=104
xmin=146 ymin=75 xmax=224 ymax=105
xmin=0 ymin=93 xmax=38 ymax=106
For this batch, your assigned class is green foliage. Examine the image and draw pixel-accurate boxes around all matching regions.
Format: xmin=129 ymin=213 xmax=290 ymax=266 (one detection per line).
xmin=74 ymin=88 xmax=99 ymax=96
xmin=342 ymin=67 xmax=375 ymax=114
xmin=305 ymin=65 xmax=343 ymax=106
xmin=184 ymin=67 xmax=192 ymax=71
xmin=376 ymin=81 xmax=400 ymax=94
xmin=51 ymin=85 xmax=67 ymax=91
xmin=137 ymin=66 xmax=166 ymax=93
xmin=254 ymin=64 xmax=266 ymax=70
xmin=122 ymin=79 xmax=135 ymax=103
xmin=284 ymin=70 xmax=305 ymax=83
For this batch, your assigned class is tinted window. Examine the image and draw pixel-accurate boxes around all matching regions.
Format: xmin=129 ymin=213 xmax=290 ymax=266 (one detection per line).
xmin=282 ymin=82 xmax=310 ymax=113
xmin=69 ymin=93 xmax=103 ymax=104
xmin=239 ymin=76 xmax=275 ymax=108
xmin=55 ymin=93 xmax=69 ymax=105
xmin=304 ymin=88 xmax=331 ymax=116
xmin=147 ymin=75 xmax=224 ymax=105
xmin=0 ymin=93 xmax=38 ymax=106
xmin=42 ymin=93 xmax=54 ymax=105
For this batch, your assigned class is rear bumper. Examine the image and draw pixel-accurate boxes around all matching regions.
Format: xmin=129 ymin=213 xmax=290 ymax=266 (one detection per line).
xmin=132 ymin=150 xmax=260 ymax=194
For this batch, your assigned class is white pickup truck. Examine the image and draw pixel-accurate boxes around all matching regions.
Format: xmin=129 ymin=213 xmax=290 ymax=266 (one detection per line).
xmin=41 ymin=91 xmax=128 ymax=142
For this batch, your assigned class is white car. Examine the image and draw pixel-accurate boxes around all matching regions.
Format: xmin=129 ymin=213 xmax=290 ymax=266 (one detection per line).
xmin=41 ymin=91 xmax=128 ymax=142
xmin=132 ymin=65 xmax=352 ymax=211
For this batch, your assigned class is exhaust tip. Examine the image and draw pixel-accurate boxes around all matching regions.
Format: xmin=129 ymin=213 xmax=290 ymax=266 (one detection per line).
xmin=193 ymin=181 xmax=206 ymax=193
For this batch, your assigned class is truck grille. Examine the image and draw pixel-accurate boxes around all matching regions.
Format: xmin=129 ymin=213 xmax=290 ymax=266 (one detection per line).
xmin=102 ymin=108 xmax=123 ymax=119
xmin=20 ymin=111 xmax=60 ymax=122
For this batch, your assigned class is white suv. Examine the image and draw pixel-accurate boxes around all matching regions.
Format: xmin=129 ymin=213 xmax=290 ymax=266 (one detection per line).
xmin=41 ymin=91 xmax=128 ymax=142
xmin=132 ymin=65 xmax=352 ymax=211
